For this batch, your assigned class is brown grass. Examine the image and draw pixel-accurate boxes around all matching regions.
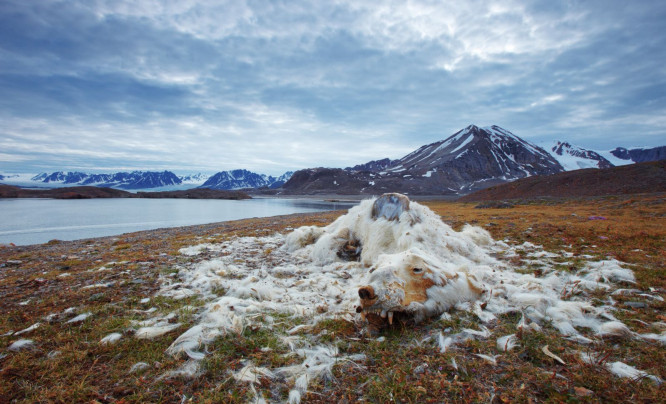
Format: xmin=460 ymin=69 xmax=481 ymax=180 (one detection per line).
xmin=0 ymin=196 xmax=664 ymax=403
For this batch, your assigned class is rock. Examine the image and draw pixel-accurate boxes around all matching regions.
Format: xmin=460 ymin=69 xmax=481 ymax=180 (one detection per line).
xmin=413 ymin=363 xmax=429 ymax=375
xmin=88 ymin=293 xmax=105 ymax=302
xmin=475 ymin=201 xmax=514 ymax=209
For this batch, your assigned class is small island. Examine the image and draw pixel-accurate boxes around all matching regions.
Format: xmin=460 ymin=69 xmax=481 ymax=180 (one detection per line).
xmin=0 ymin=184 xmax=250 ymax=200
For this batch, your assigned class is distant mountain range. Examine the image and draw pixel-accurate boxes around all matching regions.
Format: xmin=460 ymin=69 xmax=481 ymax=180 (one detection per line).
xmin=609 ymin=146 xmax=666 ymax=163
xmin=1 ymin=125 xmax=663 ymax=195
xmin=0 ymin=170 xmax=293 ymax=191
xmin=31 ymin=170 xmax=182 ymax=189
xmin=282 ymin=125 xmax=665 ymax=195
xmin=200 ymin=170 xmax=293 ymax=190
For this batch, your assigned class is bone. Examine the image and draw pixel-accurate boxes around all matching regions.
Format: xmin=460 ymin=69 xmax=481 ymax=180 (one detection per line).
xmin=371 ymin=193 xmax=410 ymax=221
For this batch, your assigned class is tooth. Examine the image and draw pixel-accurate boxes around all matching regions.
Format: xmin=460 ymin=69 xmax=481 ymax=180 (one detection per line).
xmin=388 ymin=311 xmax=394 ymax=325
xmin=381 ymin=310 xmax=387 ymax=318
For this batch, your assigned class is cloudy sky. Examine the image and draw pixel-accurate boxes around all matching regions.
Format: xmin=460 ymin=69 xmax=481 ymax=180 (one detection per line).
xmin=1 ymin=0 xmax=665 ymax=175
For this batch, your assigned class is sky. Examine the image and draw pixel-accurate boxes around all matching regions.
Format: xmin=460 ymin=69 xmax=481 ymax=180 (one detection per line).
xmin=1 ymin=0 xmax=665 ymax=176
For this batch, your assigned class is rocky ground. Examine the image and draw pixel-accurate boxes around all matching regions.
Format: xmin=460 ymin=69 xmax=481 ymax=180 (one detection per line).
xmin=0 ymin=195 xmax=664 ymax=403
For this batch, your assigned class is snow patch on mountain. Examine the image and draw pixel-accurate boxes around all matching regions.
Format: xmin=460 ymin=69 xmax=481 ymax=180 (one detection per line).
xmin=179 ymin=173 xmax=211 ymax=185
xmin=545 ymin=141 xmax=614 ymax=170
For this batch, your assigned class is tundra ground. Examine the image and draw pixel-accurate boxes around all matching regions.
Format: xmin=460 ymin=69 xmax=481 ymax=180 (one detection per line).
xmin=1 ymin=193 xmax=664 ymax=403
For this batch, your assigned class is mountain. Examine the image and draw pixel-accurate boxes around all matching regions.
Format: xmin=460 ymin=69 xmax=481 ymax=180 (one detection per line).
xmin=30 ymin=171 xmax=182 ymax=189
xmin=180 ymin=173 xmax=211 ymax=185
xmin=4 ymin=169 xmax=291 ymax=191
xmin=269 ymin=171 xmax=295 ymax=189
xmin=281 ymin=168 xmax=371 ymax=194
xmin=609 ymin=146 xmax=666 ymax=163
xmin=389 ymin=124 xmax=563 ymax=183
xmin=346 ymin=158 xmax=399 ymax=173
xmin=199 ymin=169 xmax=293 ymax=190
xmin=458 ymin=160 xmax=666 ymax=202
xmin=283 ymin=125 xmax=564 ymax=195
xmin=548 ymin=141 xmax=614 ymax=170
xmin=33 ymin=171 xmax=89 ymax=184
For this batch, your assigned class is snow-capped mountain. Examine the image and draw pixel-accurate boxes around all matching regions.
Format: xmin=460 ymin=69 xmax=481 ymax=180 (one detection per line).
xmin=1 ymin=170 xmax=293 ymax=191
xmin=392 ymin=124 xmax=563 ymax=180
xmin=32 ymin=171 xmax=89 ymax=184
xmin=284 ymin=125 xmax=565 ymax=195
xmin=179 ymin=173 xmax=211 ymax=185
xmin=200 ymin=169 xmax=294 ymax=190
xmin=547 ymin=141 xmax=614 ymax=170
xmin=29 ymin=171 xmax=183 ymax=189
xmin=270 ymin=171 xmax=295 ymax=189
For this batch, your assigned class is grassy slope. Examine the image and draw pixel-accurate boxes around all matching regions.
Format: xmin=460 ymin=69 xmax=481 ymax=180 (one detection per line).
xmin=0 ymin=196 xmax=664 ymax=403
xmin=459 ymin=160 xmax=666 ymax=202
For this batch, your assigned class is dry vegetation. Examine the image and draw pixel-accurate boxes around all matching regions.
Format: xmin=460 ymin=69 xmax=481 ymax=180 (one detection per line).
xmin=0 ymin=194 xmax=664 ymax=403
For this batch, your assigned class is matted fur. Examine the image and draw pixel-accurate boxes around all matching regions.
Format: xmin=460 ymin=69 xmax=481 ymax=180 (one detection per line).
xmin=144 ymin=194 xmax=660 ymax=399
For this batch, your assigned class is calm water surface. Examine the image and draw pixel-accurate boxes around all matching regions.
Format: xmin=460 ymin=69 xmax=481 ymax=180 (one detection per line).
xmin=0 ymin=198 xmax=357 ymax=246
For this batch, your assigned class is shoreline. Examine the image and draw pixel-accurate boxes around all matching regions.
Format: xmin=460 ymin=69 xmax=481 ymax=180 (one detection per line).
xmin=0 ymin=208 xmax=352 ymax=248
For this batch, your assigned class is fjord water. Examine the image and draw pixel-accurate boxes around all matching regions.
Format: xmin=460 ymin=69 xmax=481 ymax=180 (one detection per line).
xmin=0 ymin=198 xmax=356 ymax=246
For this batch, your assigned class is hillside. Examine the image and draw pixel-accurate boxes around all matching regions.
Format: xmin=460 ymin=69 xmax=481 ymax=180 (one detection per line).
xmin=0 ymin=184 xmax=250 ymax=200
xmin=0 ymin=185 xmax=131 ymax=199
xmin=136 ymin=188 xmax=250 ymax=200
xmin=459 ymin=160 xmax=666 ymax=202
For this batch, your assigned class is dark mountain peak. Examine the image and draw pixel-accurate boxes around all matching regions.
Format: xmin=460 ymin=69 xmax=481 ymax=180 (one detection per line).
xmin=552 ymin=141 xmax=572 ymax=155
xmin=610 ymin=146 xmax=666 ymax=163
xmin=611 ymin=147 xmax=630 ymax=160
xmin=346 ymin=158 xmax=399 ymax=173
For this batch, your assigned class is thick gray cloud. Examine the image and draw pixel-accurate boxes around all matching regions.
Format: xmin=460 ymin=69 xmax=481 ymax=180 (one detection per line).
xmin=1 ymin=0 xmax=664 ymax=175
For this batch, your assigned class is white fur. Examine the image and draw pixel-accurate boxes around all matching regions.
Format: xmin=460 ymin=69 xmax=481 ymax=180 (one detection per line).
xmin=8 ymin=339 xmax=35 ymax=351
xmin=141 ymin=195 xmax=649 ymax=397
xmin=66 ymin=312 xmax=92 ymax=324
xmin=496 ymin=334 xmax=518 ymax=352
xmin=15 ymin=323 xmax=40 ymax=336
xmin=100 ymin=332 xmax=122 ymax=345
xmin=607 ymin=361 xmax=662 ymax=384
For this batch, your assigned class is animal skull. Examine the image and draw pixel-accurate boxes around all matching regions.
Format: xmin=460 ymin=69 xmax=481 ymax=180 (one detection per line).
xmin=357 ymin=249 xmax=484 ymax=327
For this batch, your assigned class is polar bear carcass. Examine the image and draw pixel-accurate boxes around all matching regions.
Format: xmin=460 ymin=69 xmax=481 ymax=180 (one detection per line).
xmin=286 ymin=193 xmax=493 ymax=329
